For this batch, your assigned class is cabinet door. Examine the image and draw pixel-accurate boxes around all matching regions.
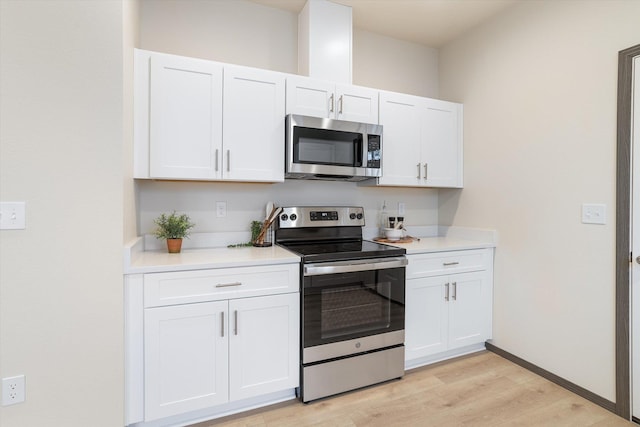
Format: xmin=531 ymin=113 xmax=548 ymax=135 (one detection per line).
xmin=285 ymin=75 xmax=334 ymax=118
xmin=405 ymin=277 xmax=448 ymax=360
xmin=421 ymin=99 xmax=463 ymax=188
xmin=149 ymin=54 xmax=223 ymax=179
xmin=448 ymin=271 xmax=486 ymax=350
xmin=229 ymin=293 xmax=299 ymax=401
xmin=335 ymin=84 xmax=379 ymax=124
xmin=378 ymin=92 xmax=423 ymax=186
xmin=223 ymin=66 xmax=285 ymax=182
xmin=144 ymin=301 xmax=228 ymax=421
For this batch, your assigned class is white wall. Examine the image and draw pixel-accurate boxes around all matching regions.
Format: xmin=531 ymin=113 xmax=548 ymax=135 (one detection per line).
xmin=354 ymin=30 xmax=439 ymax=98
xmin=0 ymin=1 xmax=125 ymax=426
xmin=439 ymin=0 xmax=640 ymax=401
xmin=136 ymin=0 xmax=442 ymax=237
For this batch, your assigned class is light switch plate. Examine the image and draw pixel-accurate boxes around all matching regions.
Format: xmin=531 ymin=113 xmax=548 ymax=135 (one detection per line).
xmin=0 ymin=202 xmax=26 ymax=230
xmin=582 ymin=203 xmax=606 ymax=225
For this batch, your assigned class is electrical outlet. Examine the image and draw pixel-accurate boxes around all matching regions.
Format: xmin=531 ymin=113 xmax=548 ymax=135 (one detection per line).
xmin=2 ymin=375 xmax=25 ymax=405
xmin=216 ymin=201 xmax=227 ymax=218
xmin=398 ymin=202 xmax=405 ymax=216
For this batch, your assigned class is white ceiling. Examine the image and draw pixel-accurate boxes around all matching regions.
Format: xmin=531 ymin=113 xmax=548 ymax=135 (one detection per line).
xmin=248 ymin=0 xmax=518 ymax=48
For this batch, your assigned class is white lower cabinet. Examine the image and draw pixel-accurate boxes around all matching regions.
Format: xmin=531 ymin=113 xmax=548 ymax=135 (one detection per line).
xmin=144 ymin=293 xmax=299 ymax=422
xmin=126 ymin=263 xmax=300 ymax=425
xmin=405 ymin=249 xmax=493 ymax=366
xmin=144 ymin=301 xmax=229 ymax=421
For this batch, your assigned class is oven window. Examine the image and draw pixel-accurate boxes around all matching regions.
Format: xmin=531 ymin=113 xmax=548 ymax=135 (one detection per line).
xmin=320 ymin=283 xmax=390 ymax=339
xmin=293 ymin=126 xmax=363 ymax=167
xmin=303 ymin=268 xmax=405 ymax=348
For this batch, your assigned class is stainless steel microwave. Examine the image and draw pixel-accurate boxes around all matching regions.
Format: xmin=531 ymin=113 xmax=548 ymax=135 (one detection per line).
xmin=285 ymin=114 xmax=383 ymax=181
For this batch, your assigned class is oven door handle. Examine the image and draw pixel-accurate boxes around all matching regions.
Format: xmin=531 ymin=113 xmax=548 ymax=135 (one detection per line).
xmin=304 ymin=256 xmax=407 ymax=276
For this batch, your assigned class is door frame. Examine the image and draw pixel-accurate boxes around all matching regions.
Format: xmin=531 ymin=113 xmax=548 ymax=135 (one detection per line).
xmin=616 ymin=43 xmax=640 ymax=420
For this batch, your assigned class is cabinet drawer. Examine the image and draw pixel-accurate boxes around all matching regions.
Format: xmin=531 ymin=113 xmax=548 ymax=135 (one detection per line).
xmin=144 ymin=263 xmax=299 ymax=307
xmin=407 ymin=249 xmax=488 ymax=279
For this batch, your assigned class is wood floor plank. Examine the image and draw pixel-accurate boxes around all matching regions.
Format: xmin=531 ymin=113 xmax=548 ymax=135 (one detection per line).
xmin=194 ymin=352 xmax=633 ymax=427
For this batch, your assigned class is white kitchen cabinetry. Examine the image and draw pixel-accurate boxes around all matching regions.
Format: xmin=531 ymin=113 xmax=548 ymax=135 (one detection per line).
xmin=286 ymin=75 xmax=378 ymax=124
xmin=405 ymin=249 xmax=493 ymax=367
xmin=223 ymin=65 xmax=285 ymax=181
xmin=127 ymin=263 xmax=300 ymax=424
xmin=144 ymin=301 xmax=229 ymax=421
xmin=371 ymin=91 xmax=463 ymax=188
xmin=134 ymin=49 xmax=285 ymax=182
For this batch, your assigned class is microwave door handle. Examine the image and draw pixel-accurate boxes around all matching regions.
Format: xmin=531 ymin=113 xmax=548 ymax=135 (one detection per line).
xmin=355 ymin=137 xmax=363 ymax=167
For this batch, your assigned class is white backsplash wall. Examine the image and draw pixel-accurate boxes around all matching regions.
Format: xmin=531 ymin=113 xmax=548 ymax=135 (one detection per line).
xmin=137 ymin=179 xmax=439 ymax=237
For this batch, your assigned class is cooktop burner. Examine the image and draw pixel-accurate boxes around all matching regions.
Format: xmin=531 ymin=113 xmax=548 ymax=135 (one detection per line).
xmin=274 ymin=206 xmax=406 ymax=263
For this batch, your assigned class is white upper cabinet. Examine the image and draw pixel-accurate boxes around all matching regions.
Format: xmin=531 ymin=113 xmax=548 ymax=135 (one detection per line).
xmin=134 ymin=50 xmax=285 ymax=182
xmin=371 ymin=91 xmax=463 ymax=188
xmin=286 ymin=75 xmax=379 ymax=124
xmin=139 ymin=52 xmax=223 ymax=180
xmin=223 ymin=66 xmax=285 ymax=182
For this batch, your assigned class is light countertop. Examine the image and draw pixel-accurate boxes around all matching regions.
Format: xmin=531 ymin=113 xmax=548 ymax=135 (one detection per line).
xmin=125 ymin=242 xmax=300 ymax=274
xmin=375 ymin=235 xmax=495 ymax=255
xmin=123 ymin=226 xmax=497 ymax=274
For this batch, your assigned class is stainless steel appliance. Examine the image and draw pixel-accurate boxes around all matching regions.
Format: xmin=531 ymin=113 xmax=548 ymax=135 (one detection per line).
xmin=275 ymin=206 xmax=407 ymax=402
xmin=285 ymin=114 xmax=383 ymax=181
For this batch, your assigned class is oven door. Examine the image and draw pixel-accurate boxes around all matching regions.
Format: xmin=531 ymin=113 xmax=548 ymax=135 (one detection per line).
xmin=302 ymin=257 xmax=406 ymax=363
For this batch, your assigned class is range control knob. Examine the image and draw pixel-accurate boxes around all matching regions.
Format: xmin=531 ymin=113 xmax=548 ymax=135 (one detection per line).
xmin=349 ymin=213 xmax=356 ymax=220
xmin=280 ymin=213 xmax=288 ymax=221
xmin=356 ymin=213 xmax=363 ymax=220
xmin=290 ymin=213 xmax=297 ymax=221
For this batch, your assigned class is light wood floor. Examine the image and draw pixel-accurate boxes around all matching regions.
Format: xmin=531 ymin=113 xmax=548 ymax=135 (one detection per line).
xmin=192 ymin=351 xmax=634 ymax=427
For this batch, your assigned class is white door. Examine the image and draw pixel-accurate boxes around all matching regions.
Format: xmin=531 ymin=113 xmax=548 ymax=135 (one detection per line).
xmin=335 ymin=84 xmax=379 ymax=124
xmin=422 ymin=99 xmax=463 ymax=188
xmin=405 ymin=276 xmax=448 ymax=359
xmin=285 ymin=75 xmax=334 ymax=118
xmin=149 ymin=55 xmax=223 ymax=179
xmin=630 ymin=55 xmax=640 ymax=418
xmin=223 ymin=66 xmax=285 ymax=182
xmin=378 ymin=92 xmax=423 ymax=186
xmin=228 ymin=293 xmax=299 ymax=401
xmin=144 ymin=301 xmax=229 ymax=421
xmin=448 ymin=271 xmax=486 ymax=350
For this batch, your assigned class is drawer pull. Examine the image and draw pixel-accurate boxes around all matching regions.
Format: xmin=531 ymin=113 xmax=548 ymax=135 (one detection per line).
xmin=443 ymin=262 xmax=460 ymax=266
xmin=216 ymin=282 xmax=242 ymax=288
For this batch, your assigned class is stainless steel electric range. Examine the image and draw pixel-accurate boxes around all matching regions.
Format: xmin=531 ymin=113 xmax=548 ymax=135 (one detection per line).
xmin=275 ymin=206 xmax=407 ymax=403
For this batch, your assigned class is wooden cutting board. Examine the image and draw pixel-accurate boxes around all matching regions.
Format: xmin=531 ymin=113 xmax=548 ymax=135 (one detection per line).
xmin=373 ymin=236 xmax=414 ymax=243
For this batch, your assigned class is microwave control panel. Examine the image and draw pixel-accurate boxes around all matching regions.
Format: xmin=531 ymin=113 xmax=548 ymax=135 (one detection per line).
xmin=367 ymin=135 xmax=381 ymax=169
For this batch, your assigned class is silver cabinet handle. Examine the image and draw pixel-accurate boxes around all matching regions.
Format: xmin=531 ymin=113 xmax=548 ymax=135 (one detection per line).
xmin=329 ymin=93 xmax=334 ymax=113
xmin=234 ymin=310 xmax=238 ymax=335
xmin=417 ymin=163 xmax=421 ymax=179
xmin=215 ymin=149 xmax=219 ymax=172
xmin=216 ymin=282 xmax=242 ymax=288
xmin=452 ymin=282 xmax=457 ymax=301
xmin=443 ymin=262 xmax=460 ymax=266
xmin=338 ymin=95 xmax=343 ymax=114
xmin=226 ymin=150 xmax=230 ymax=172
xmin=445 ymin=283 xmax=450 ymax=301
xmin=221 ymin=312 xmax=225 ymax=337
xmin=424 ymin=163 xmax=428 ymax=180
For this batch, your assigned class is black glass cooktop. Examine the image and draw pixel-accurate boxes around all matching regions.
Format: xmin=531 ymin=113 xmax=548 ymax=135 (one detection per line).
xmin=279 ymin=239 xmax=406 ymax=263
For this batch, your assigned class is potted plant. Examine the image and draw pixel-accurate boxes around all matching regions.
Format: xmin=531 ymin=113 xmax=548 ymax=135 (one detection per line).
xmin=153 ymin=211 xmax=195 ymax=253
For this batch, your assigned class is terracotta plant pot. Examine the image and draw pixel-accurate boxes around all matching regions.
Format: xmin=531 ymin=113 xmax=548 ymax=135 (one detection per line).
xmin=166 ymin=238 xmax=183 ymax=253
